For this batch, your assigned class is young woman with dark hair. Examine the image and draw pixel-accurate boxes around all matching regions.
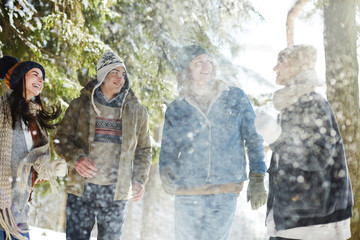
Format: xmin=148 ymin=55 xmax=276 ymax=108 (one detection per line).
xmin=0 ymin=56 xmax=66 ymax=240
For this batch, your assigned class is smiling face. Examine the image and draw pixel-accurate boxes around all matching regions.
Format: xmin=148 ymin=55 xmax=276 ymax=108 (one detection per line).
xmin=189 ymin=54 xmax=213 ymax=91
xmin=24 ymin=68 xmax=44 ymax=101
xmin=100 ymin=66 xmax=126 ymax=101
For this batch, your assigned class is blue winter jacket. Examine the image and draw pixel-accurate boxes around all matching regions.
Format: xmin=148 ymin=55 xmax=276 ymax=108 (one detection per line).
xmin=159 ymin=86 xmax=266 ymax=192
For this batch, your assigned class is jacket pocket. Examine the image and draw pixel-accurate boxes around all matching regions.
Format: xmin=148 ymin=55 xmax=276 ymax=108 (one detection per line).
xmin=276 ymin=170 xmax=330 ymax=217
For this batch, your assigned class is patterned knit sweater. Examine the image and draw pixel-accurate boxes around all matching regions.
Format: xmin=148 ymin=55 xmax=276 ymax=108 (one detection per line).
xmin=87 ymin=101 xmax=122 ymax=185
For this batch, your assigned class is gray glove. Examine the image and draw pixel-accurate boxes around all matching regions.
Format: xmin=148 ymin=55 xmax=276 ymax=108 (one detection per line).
xmin=247 ymin=172 xmax=267 ymax=210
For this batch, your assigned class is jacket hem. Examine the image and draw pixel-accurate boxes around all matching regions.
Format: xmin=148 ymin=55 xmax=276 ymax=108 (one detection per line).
xmin=275 ymin=206 xmax=353 ymax=231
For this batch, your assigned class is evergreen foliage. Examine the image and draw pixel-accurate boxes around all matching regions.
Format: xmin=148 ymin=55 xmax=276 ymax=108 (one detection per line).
xmin=0 ymin=0 xmax=259 ymax=160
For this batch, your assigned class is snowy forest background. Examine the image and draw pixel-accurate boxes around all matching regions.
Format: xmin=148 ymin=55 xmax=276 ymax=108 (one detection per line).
xmin=0 ymin=0 xmax=360 ymax=239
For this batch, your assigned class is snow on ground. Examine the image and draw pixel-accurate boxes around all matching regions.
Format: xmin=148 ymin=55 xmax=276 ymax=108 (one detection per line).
xmin=29 ymin=159 xmax=271 ymax=240
xmin=28 ymin=142 xmax=274 ymax=240
xmin=29 ymin=226 xmax=65 ymax=240
xmin=29 ymin=185 xmax=269 ymax=240
xmin=30 ymin=226 xmax=96 ymax=240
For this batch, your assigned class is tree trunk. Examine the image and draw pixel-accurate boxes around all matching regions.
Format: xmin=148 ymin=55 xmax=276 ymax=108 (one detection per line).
xmin=323 ymin=1 xmax=360 ymax=239
xmin=286 ymin=0 xmax=310 ymax=46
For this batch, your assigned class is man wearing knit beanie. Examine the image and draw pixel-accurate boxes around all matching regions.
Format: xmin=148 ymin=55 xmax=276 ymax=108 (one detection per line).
xmin=54 ymin=49 xmax=152 ymax=240
xmin=159 ymin=45 xmax=267 ymax=240
xmin=176 ymin=45 xmax=210 ymax=71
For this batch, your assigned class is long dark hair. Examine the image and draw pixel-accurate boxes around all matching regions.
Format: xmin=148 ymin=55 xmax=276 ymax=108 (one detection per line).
xmin=8 ymin=76 xmax=62 ymax=130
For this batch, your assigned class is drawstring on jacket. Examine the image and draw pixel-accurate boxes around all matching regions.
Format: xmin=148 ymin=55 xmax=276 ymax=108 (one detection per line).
xmin=91 ymin=84 xmax=129 ymax=119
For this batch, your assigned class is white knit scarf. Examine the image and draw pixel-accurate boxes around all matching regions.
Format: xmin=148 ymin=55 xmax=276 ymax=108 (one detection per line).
xmin=273 ymin=70 xmax=327 ymax=111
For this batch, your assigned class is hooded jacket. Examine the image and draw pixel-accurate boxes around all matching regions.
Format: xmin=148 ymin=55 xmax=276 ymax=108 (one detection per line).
xmin=53 ymin=80 xmax=152 ymax=200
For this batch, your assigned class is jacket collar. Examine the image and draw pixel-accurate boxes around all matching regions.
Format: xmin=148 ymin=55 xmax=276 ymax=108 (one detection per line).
xmin=182 ymin=79 xmax=229 ymax=115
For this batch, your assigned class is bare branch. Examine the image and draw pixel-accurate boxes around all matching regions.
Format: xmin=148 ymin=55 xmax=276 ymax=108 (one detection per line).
xmin=286 ymin=0 xmax=310 ymax=46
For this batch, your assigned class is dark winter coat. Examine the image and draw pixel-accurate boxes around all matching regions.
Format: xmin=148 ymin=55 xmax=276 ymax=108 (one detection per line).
xmin=159 ymin=86 xmax=266 ymax=193
xmin=267 ymin=92 xmax=353 ymax=230
xmin=54 ymin=80 xmax=152 ymax=200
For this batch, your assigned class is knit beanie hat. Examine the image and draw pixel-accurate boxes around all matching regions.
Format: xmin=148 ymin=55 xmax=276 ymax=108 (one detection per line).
xmin=277 ymin=44 xmax=317 ymax=71
xmin=96 ymin=49 xmax=127 ymax=85
xmin=0 ymin=56 xmax=45 ymax=89
xmin=176 ymin=45 xmax=210 ymax=71
xmin=92 ymin=49 xmax=128 ymax=116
